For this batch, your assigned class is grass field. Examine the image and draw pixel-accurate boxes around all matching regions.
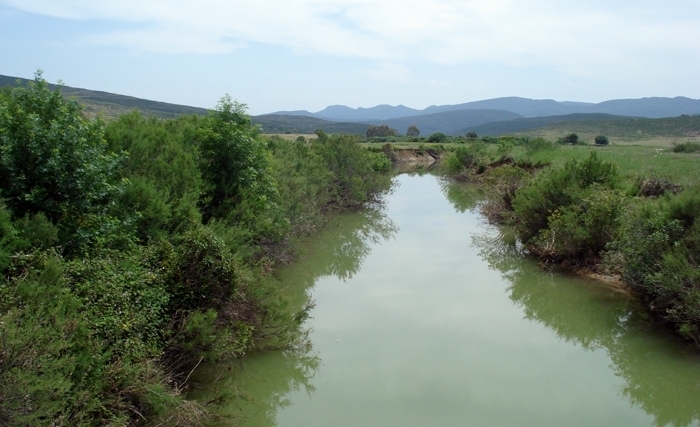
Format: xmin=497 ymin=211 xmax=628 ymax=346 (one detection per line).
xmin=360 ymin=140 xmax=700 ymax=188
xmin=519 ymin=144 xmax=700 ymax=187
xmin=267 ymin=133 xmax=318 ymax=141
xmin=516 ymin=129 xmax=698 ymax=147
xmin=514 ymin=115 xmax=700 ymax=147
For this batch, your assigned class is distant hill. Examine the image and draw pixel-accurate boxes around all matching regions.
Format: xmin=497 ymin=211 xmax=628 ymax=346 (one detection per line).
xmin=273 ymin=96 xmax=700 ymax=122
xmin=252 ymin=114 xmax=368 ymax=135
xmin=455 ymin=113 xmax=700 ymax=143
xmin=516 ymin=114 xmax=700 ymax=141
xmin=452 ymin=113 xmax=626 ymax=137
xmin=273 ymin=104 xmax=424 ymax=122
xmin=587 ymin=98 xmax=700 ymax=118
xmin=373 ymin=109 xmax=522 ymax=136
xmin=0 ymin=74 xmax=209 ymax=119
xmin=423 ymin=97 xmax=595 ymax=118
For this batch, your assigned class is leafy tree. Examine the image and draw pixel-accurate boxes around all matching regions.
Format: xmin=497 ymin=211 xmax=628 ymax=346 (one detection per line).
xmin=427 ymin=132 xmax=448 ymax=143
xmin=104 ymin=112 xmax=204 ymax=241
xmin=406 ymin=125 xmax=420 ymax=137
xmin=366 ymin=124 xmax=397 ymax=138
xmin=466 ymin=131 xmax=478 ymax=140
xmin=197 ymin=96 xmax=280 ymax=228
xmin=560 ymin=133 xmax=579 ymax=145
xmin=595 ymin=135 xmax=610 ymax=145
xmin=0 ymin=71 xmax=128 ymax=253
xmin=315 ymin=128 xmax=328 ymax=142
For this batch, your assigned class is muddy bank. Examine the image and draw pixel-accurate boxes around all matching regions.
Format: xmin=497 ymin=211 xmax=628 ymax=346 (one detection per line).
xmin=392 ymin=148 xmax=442 ymax=165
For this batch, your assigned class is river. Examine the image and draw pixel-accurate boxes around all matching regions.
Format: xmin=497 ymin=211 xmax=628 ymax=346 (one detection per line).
xmin=191 ymin=172 xmax=700 ymax=427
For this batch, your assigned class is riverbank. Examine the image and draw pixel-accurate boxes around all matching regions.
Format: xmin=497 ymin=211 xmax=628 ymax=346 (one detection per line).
xmin=436 ymin=138 xmax=700 ymax=347
xmin=0 ymin=77 xmax=394 ymax=426
xmin=193 ymin=173 xmax=700 ymax=427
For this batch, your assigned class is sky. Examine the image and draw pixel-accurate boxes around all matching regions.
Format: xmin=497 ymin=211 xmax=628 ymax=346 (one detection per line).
xmin=1 ymin=0 xmax=699 ymax=115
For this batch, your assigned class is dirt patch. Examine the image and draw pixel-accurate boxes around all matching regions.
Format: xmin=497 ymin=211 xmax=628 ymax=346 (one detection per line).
xmin=393 ymin=148 xmax=441 ymax=164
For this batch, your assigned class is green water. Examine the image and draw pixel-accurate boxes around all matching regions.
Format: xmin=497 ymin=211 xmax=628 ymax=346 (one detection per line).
xmin=193 ymin=173 xmax=700 ymax=427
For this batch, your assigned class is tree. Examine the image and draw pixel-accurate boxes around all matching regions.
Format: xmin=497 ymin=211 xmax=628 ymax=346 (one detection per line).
xmin=428 ymin=132 xmax=448 ymax=143
xmin=561 ymin=133 xmax=579 ymax=145
xmin=595 ymin=135 xmax=610 ymax=145
xmin=366 ymin=125 xmax=397 ymax=138
xmin=315 ymin=128 xmax=328 ymax=142
xmin=406 ymin=125 xmax=420 ymax=137
xmin=0 ymin=71 xmax=127 ymax=252
xmin=466 ymin=131 xmax=478 ymax=140
xmin=198 ymin=96 xmax=280 ymax=230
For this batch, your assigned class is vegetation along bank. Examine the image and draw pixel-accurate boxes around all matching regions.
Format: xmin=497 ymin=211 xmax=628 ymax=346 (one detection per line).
xmin=0 ymin=74 xmax=393 ymax=425
xmin=438 ymin=136 xmax=700 ymax=348
xmin=2 ymin=73 xmax=699 ymax=425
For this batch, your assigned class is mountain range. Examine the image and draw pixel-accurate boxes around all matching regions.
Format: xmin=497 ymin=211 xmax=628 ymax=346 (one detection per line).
xmin=273 ymin=96 xmax=700 ymax=122
xmin=2 ymin=73 xmax=699 ymax=137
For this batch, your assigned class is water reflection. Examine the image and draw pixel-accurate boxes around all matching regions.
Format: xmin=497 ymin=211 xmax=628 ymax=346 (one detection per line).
xmin=191 ymin=206 xmax=398 ymax=425
xmin=293 ymin=206 xmax=399 ymax=282
xmin=437 ymin=176 xmax=483 ymax=213
xmin=472 ymin=228 xmax=700 ymax=427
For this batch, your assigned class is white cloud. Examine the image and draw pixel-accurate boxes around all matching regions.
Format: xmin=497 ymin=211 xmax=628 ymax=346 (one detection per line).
xmin=3 ymin=0 xmax=700 ymax=79
xmin=365 ymin=62 xmax=411 ymax=83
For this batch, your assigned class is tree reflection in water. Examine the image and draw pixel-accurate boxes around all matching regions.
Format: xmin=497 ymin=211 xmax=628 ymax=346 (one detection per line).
xmin=472 ymin=228 xmax=700 ymax=427
xmin=437 ymin=175 xmax=483 ymax=213
xmin=189 ymin=205 xmax=398 ymax=426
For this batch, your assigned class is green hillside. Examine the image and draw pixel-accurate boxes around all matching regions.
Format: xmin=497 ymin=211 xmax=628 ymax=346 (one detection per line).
xmin=513 ymin=115 xmax=700 ymax=146
xmin=0 ymin=74 xmax=209 ymax=119
xmin=452 ymin=113 xmax=624 ymax=136
xmin=455 ymin=113 xmax=700 ymax=145
xmin=252 ymin=114 xmax=369 ymax=134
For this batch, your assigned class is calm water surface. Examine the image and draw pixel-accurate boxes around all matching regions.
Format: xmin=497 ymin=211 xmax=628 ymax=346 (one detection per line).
xmin=193 ymin=173 xmax=700 ymax=427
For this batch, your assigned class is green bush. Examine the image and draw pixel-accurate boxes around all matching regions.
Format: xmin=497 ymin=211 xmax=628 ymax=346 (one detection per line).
xmin=530 ymin=187 xmax=626 ymax=260
xmin=105 ymin=112 xmax=204 ymax=241
xmin=513 ymin=152 xmax=620 ymax=246
xmin=594 ymin=135 xmax=610 ymax=145
xmin=672 ymin=142 xmax=700 ymax=153
xmin=0 ymin=72 xmax=128 ymax=254
xmin=606 ymin=189 xmax=700 ymax=344
xmin=525 ymin=137 xmax=558 ymax=154
xmin=557 ymin=133 xmax=579 ymax=145
xmin=315 ymin=134 xmax=387 ymax=209
xmin=480 ymin=165 xmax=530 ymax=223
xmin=427 ymin=132 xmax=448 ymax=143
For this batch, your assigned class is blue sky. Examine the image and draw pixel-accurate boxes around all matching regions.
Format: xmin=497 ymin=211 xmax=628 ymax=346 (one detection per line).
xmin=1 ymin=0 xmax=699 ymax=115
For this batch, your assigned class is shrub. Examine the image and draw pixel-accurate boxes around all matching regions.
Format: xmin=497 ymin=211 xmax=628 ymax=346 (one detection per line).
xmin=315 ymin=134 xmax=387 ymax=210
xmin=606 ymin=190 xmax=700 ymax=345
xmin=529 ymin=187 xmax=626 ymax=260
xmin=428 ymin=132 xmax=448 ymax=143
xmin=672 ymin=142 xmax=700 ymax=153
xmin=0 ymin=71 xmax=128 ymax=254
xmin=480 ymin=165 xmax=530 ymax=223
xmin=525 ymin=137 xmax=557 ymax=154
xmin=594 ymin=135 xmax=610 ymax=145
xmin=558 ymin=133 xmax=579 ymax=145
xmin=512 ymin=152 xmax=620 ymax=245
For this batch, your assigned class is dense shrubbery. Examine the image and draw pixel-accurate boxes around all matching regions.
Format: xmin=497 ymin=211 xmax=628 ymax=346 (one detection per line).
xmin=459 ymin=138 xmax=700 ymax=347
xmin=606 ymin=188 xmax=700 ymax=344
xmin=0 ymin=74 xmax=389 ymax=425
xmin=511 ymin=152 xmax=620 ymax=258
xmin=673 ymin=141 xmax=700 ymax=153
